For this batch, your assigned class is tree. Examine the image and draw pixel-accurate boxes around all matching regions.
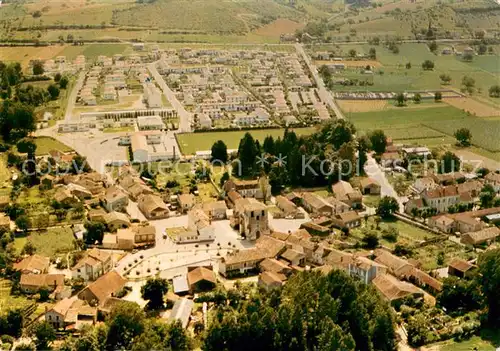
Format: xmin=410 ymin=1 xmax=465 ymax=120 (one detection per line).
xmin=15 ymin=215 xmax=29 ymax=232
xmin=71 ymin=155 xmax=91 ymax=174
xmin=348 ymin=49 xmax=357 ymax=57
xmin=489 ymin=85 xmax=500 ymax=98
xmin=47 ymin=84 xmax=60 ymax=100
xmin=376 ymin=196 xmax=399 ymax=219
xmin=478 ymin=248 xmax=500 ymax=326
xmin=84 ymin=221 xmax=106 ymax=245
xmin=462 ymin=76 xmax=475 ymax=94
xmin=454 ymin=128 xmax=472 ymax=147
xmin=480 ymin=184 xmax=496 ymax=209
xmin=29 ymin=321 xmax=56 ymax=350
xmin=428 ymin=41 xmax=437 ymax=52
xmin=141 ymin=277 xmax=169 ymax=310
xmin=395 ymin=92 xmax=406 ymax=107
xmin=54 ymin=73 xmax=62 ymax=82
xmin=368 ymin=129 xmax=387 ymax=154
xmin=237 ymin=132 xmax=259 ymax=177
xmin=405 ymin=62 xmax=412 ymax=69
xmin=462 ymin=52 xmax=473 ymax=62
xmin=437 ymin=277 xmax=481 ymax=314
xmin=268 ymin=163 xmax=288 ymax=195
xmin=362 ymin=231 xmax=379 ymax=249
xmin=59 ymin=76 xmax=69 ymax=89
xmin=203 ymin=270 xmax=395 ymax=351
xmin=211 ymin=140 xmax=228 ymax=164
xmin=421 ymin=60 xmax=434 ymax=70
xmin=439 ymin=73 xmax=451 ymax=85
xmin=32 ymin=61 xmax=44 ymax=75
xmin=262 ymin=135 xmax=275 ymax=155
xmin=106 ymin=302 xmax=145 ymax=350
xmin=369 ymin=47 xmax=376 ymax=59
xmin=434 ymin=91 xmax=442 ymax=102
xmin=17 ymin=139 xmax=37 ymax=185
xmin=412 ymin=93 xmax=421 ymax=104
xmin=478 ymin=44 xmax=487 ymax=55
xmin=0 ymin=101 xmax=36 ymax=142
xmin=21 ymin=241 xmax=36 ymax=255
xmin=220 ymin=171 xmax=230 ymax=187
xmin=440 ymin=151 xmax=460 ymax=173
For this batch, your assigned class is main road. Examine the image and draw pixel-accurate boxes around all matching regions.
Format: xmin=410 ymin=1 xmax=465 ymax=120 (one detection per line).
xmin=295 ymin=43 xmax=345 ymax=120
xmin=148 ymin=61 xmax=193 ymax=133
xmin=64 ymin=71 xmax=85 ymax=122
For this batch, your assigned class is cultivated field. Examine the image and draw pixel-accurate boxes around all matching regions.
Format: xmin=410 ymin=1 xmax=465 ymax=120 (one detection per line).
xmin=444 ymin=98 xmax=500 ymax=117
xmin=253 ymin=19 xmax=304 ymax=39
xmin=176 ymin=127 xmax=316 ymax=155
xmin=24 ymin=227 xmax=75 ymax=257
xmin=337 ymin=100 xmax=389 ymax=112
xmin=315 ymin=60 xmax=383 ymax=68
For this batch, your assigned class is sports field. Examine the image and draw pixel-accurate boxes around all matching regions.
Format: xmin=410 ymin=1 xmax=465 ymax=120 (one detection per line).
xmin=176 ymin=128 xmax=316 ymax=155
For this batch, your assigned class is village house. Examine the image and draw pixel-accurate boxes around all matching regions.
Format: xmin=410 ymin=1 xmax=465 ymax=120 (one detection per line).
xmin=203 ymin=201 xmax=228 ymax=220
xmin=175 ymin=209 xmax=215 ymax=244
xmin=275 ymin=195 xmax=304 ymax=219
xmin=77 ymin=271 xmax=127 ymax=306
xmin=259 ymin=258 xmax=293 ymax=276
xmin=348 ymin=256 xmax=387 ymax=284
xmin=448 ymin=258 xmax=477 ymax=278
xmin=300 ymin=192 xmax=333 ymax=216
xmin=88 ymin=208 xmax=107 ymax=223
xmin=404 ymin=198 xmax=426 ymax=215
xmin=372 ymin=274 xmax=426 ymax=306
xmin=429 ymin=215 xmax=456 ymax=233
xmin=178 ymin=194 xmax=195 ymax=214
xmin=219 ymin=235 xmax=285 ymax=276
xmin=332 ymin=211 xmax=362 ymax=229
xmin=374 ymin=249 xmax=414 ymax=278
xmin=138 ymin=194 xmax=170 ymax=219
xmin=116 ymin=223 xmax=156 ymax=249
xmin=45 ymin=297 xmax=87 ymax=329
xmin=414 ymin=177 xmax=436 ymax=193
xmin=223 ymin=177 xmax=271 ymax=201
xmin=71 ymin=248 xmax=113 ymax=282
xmin=421 ymin=185 xmax=460 ymax=213
xmin=187 ymin=266 xmax=217 ymax=294
xmin=103 ymin=186 xmax=129 ymax=212
xmin=431 ymin=172 xmax=466 ymax=186
xmin=67 ymin=183 xmax=93 ymax=200
xmin=461 ymin=226 xmax=500 ymax=246
xmin=14 ymin=254 xmax=50 ymax=274
xmin=232 ymin=198 xmax=270 ymax=241
xmin=20 ymin=273 xmax=65 ymax=295
xmin=168 ymin=298 xmax=194 ymax=329
xmin=103 ymin=211 xmax=131 ymax=231
xmin=485 ymin=172 xmax=500 ymax=193
xmin=54 ymin=187 xmax=79 ymax=207
xmin=359 ymin=178 xmax=381 ymax=195
xmin=258 ymin=271 xmax=287 ymax=290
xmin=280 ymin=248 xmax=306 ymax=266
xmin=331 ymin=181 xmax=363 ymax=209
xmin=300 ymin=221 xmax=330 ymax=236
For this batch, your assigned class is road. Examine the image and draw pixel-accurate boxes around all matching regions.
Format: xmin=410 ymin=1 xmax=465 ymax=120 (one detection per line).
xmin=364 ymin=154 xmax=405 ymax=213
xmin=148 ymin=61 xmax=193 ymax=133
xmin=64 ymin=71 xmax=85 ymax=122
xmin=295 ymin=43 xmax=345 ymax=120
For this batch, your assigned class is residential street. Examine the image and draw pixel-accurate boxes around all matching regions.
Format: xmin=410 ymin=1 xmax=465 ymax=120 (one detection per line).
xmin=295 ymin=43 xmax=345 ymax=120
xmin=148 ymin=61 xmax=193 ymax=133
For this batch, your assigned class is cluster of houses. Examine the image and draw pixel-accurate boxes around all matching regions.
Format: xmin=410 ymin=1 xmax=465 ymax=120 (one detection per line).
xmin=157 ymin=47 xmax=325 ymax=130
xmin=37 ymin=55 xmax=86 ymax=76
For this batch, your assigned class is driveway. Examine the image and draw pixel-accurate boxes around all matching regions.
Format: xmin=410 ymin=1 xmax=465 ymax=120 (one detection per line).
xmin=364 ymin=155 xmax=405 ymax=212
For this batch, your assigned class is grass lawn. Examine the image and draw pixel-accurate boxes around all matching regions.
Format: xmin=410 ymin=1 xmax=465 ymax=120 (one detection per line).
xmin=437 ymin=335 xmax=496 ymax=351
xmin=60 ymin=44 xmax=130 ymax=61
xmin=176 ymin=127 xmax=316 ymax=155
xmin=26 ymin=227 xmax=75 ymax=257
xmin=362 ymin=195 xmax=380 ymax=208
xmin=0 ymin=279 xmax=35 ymax=314
xmin=0 ymin=155 xmax=11 ymax=187
xmin=31 ymin=136 xmax=73 ymax=156
xmin=103 ymin=127 xmax=135 ymax=133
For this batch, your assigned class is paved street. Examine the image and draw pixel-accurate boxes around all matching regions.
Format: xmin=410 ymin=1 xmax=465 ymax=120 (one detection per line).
xmin=295 ymin=43 xmax=345 ymax=120
xmin=148 ymin=61 xmax=193 ymax=133
xmin=364 ymin=154 xmax=405 ymax=212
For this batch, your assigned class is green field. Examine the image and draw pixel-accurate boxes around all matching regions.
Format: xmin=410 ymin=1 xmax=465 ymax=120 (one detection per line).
xmin=22 ymin=227 xmax=75 ymax=257
xmin=29 ymin=137 xmax=73 ymax=156
xmin=347 ymin=105 xmax=500 ymax=151
xmin=176 ymin=128 xmax=316 ymax=155
xmin=60 ymin=44 xmax=130 ymax=61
